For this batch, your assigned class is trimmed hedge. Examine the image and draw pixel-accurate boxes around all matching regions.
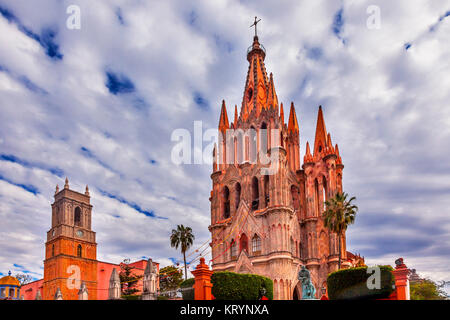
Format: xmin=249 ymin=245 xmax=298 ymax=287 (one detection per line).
xmin=121 ymin=294 xmax=140 ymax=300
xmin=180 ymin=278 xmax=195 ymax=300
xmin=211 ymin=271 xmax=273 ymax=300
xmin=327 ymin=266 xmax=394 ymax=300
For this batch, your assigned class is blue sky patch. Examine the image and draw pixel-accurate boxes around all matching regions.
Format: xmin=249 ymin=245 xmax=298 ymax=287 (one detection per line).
xmin=193 ymin=92 xmax=209 ymax=110
xmin=99 ymin=188 xmax=166 ymax=219
xmin=332 ymin=8 xmax=344 ymax=37
xmin=105 ymin=71 xmax=136 ymax=95
xmin=0 ymin=174 xmax=39 ymax=195
xmin=0 ymin=6 xmax=63 ymax=60
xmin=116 ymin=7 xmax=124 ymax=25
xmin=18 ymin=76 xmax=48 ymax=94
xmin=0 ymin=154 xmax=64 ymax=177
xmin=306 ymin=47 xmax=323 ymax=60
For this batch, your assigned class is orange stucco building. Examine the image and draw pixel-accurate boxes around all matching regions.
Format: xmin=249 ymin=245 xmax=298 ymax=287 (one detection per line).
xmin=21 ymin=179 xmax=159 ymax=300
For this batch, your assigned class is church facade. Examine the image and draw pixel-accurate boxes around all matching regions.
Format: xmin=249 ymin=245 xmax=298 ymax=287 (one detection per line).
xmin=209 ymin=32 xmax=362 ymax=300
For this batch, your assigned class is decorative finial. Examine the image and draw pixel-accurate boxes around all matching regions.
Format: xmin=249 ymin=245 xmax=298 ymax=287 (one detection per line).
xmin=64 ymin=177 xmax=69 ymax=189
xmin=8 ymin=270 xmax=11 ymax=276
xmin=85 ymin=185 xmax=89 ymax=196
xmin=250 ymin=16 xmax=261 ymax=37
xmin=55 ymin=184 xmax=59 ymax=194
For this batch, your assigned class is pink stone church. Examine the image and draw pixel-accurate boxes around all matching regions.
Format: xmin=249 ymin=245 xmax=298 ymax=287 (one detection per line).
xmin=208 ymin=32 xmax=363 ymax=300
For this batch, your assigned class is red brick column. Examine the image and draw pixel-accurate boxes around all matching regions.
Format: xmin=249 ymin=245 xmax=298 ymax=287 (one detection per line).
xmin=392 ymin=258 xmax=410 ymax=300
xmin=191 ymin=258 xmax=213 ymax=300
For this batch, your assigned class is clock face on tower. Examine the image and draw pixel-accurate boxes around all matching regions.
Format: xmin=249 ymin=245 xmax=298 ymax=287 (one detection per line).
xmin=76 ymin=230 xmax=84 ymax=237
xmin=52 ymin=229 xmax=56 ymax=236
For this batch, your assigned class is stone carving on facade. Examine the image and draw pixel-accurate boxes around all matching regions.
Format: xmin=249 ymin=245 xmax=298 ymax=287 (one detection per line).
xmin=78 ymin=281 xmax=88 ymax=300
xmin=54 ymin=287 xmax=63 ymax=300
xmin=108 ymin=268 xmax=121 ymax=300
xmin=142 ymin=258 xmax=158 ymax=300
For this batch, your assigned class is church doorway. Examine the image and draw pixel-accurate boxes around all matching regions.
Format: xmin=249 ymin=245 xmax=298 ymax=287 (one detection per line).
xmin=292 ymin=283 xmax=301 ymax=300
xmin=293 ymin=289 xmax=299 ymax=300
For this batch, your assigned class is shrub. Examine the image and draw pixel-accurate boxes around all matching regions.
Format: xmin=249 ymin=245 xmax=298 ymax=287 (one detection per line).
xmin=121 ymin=294 xmax=140 ymax=300
xmin=180 ymin=278 xmax=195 ymax=300
xmin=327 ymin=266 xmax=394 ymax=300
xmin=211 ymin=271 xmax=273 ymax=300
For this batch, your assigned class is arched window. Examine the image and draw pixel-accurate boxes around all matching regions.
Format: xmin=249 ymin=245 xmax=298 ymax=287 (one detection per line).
xmin=260 ymin=122 xmax=268 ymax=153
xmin=233 ymin=137 xmax=238 ymax=164
xmin=9 ymin=288 xmax=14 ymax=298
xmin=235 ymin=183 xmax=241 ymax=210
xmin=74 ymin=207 xmax=82 ymax=226
xmin=223 ymin=186 xmax=230 ymax=218
xmin=52 ymin=244 xmax=55 ymax=257
xmin=322 ymin=176 xmax=327 ymax=211
xmin=245 ymin=135 xmax=250 ymax=162
xmin=252 ymin=234 xmax=261 ymax=254
xmin=77 ymin=244 xmax=82 ymax=257
xmin=264 ymin=175 xmax=270 ymax=207
xmin=55 ymin=206 xmax=60 ymax=224
xmin=291 ymin=185 xmax=300 ymax=211
xmin=314 ymin=179 xmax=320 ymax=217
xmin=235 ymin=130 xmax=244 ymax=164
xmin=290 ymin=237 xmax=295 ymax=255
xmin=240 ymin=233 xmax=248 ymax=254
xmin=230 ymin=239 xmax=237 ymax=259
xmin=249 ymin=126 xmax=257 ymax=163
xmin=251 ymin=177 xmax=259 ymax=210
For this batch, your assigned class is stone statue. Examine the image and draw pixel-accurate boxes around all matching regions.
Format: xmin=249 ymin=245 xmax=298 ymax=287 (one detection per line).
xmin=298 ymin=266 xmax=316 ymax=299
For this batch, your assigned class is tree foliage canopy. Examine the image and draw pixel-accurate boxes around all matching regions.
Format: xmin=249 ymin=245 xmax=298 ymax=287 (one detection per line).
xmin=119 ymin=259 xmax=143 ymax=297
xmin=159 ymin=265 xmax=183 ymax=297
xmin=410 ymin=279 xmax=448 ymax=300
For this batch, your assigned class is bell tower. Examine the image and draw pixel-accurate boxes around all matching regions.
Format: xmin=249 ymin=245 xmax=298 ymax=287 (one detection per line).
xmin=43 ymin=178 xmax=98 ymax=300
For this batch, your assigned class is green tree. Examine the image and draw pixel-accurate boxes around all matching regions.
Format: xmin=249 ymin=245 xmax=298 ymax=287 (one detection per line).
xmin=15 ymin=273 xmax=33 ymax=285
xmin=410 ymin=279 xmax=448 ymax=300
xmin=322 ymin=192 xmax=358 ymax=269
xmin=159 ymin=265 xmax=183 ymax=298
xmin=170 ymin=224 xmax=195 ymax=280
xmin=119 ymin=259 xmax=143 ymax=297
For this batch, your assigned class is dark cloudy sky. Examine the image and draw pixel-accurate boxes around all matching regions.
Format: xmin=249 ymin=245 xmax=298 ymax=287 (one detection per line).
xmin=0 ymin=0 xmax=449 ymax=291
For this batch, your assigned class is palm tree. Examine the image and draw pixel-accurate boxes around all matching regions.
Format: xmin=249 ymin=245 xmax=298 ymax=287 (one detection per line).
xmin=322 ymin=192 xmax=358 ymax=270
xmin=170 ymin=224 xmax=195 ymax=280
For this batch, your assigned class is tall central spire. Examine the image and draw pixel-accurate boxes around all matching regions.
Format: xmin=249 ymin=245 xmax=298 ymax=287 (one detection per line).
xmin=240 ymin=18 xmax=276 ymax=121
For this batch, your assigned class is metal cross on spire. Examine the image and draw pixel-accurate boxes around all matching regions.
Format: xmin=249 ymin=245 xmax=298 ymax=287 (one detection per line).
xmin=250 ymin=16 xmax=261 ymax=37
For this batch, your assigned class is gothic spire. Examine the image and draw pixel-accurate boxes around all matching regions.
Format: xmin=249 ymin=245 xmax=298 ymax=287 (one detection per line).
xmin=267 ymin=73 xmax=278 ymax=109
xmin=145 ymin=258 xmax=154 ymax=274
xmin=287 ymin=102 xmax=299 ymax=132
xmin=234 ymin=104 xmax=238 ymax=127
xmin=335 ymin=144 xmax=342 ymax=164
xmin=218 ymin=100 xmax=229 ymax=133
xmin=304 ymin=141 xmax=313 ymax=163
xmin=280 ymin=102 xmax=284 ymax=124
xmin=64 ymin=177 xmax=69 ymax=189
xmin=313 ymin=106 xmax=327 ymax=155
xmin=241 ymin=29 xmax=269 ymax=119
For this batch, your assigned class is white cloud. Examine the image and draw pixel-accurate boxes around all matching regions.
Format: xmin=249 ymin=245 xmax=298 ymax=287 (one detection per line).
xmin=0 ymin=0 xmax=449 ymax=291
